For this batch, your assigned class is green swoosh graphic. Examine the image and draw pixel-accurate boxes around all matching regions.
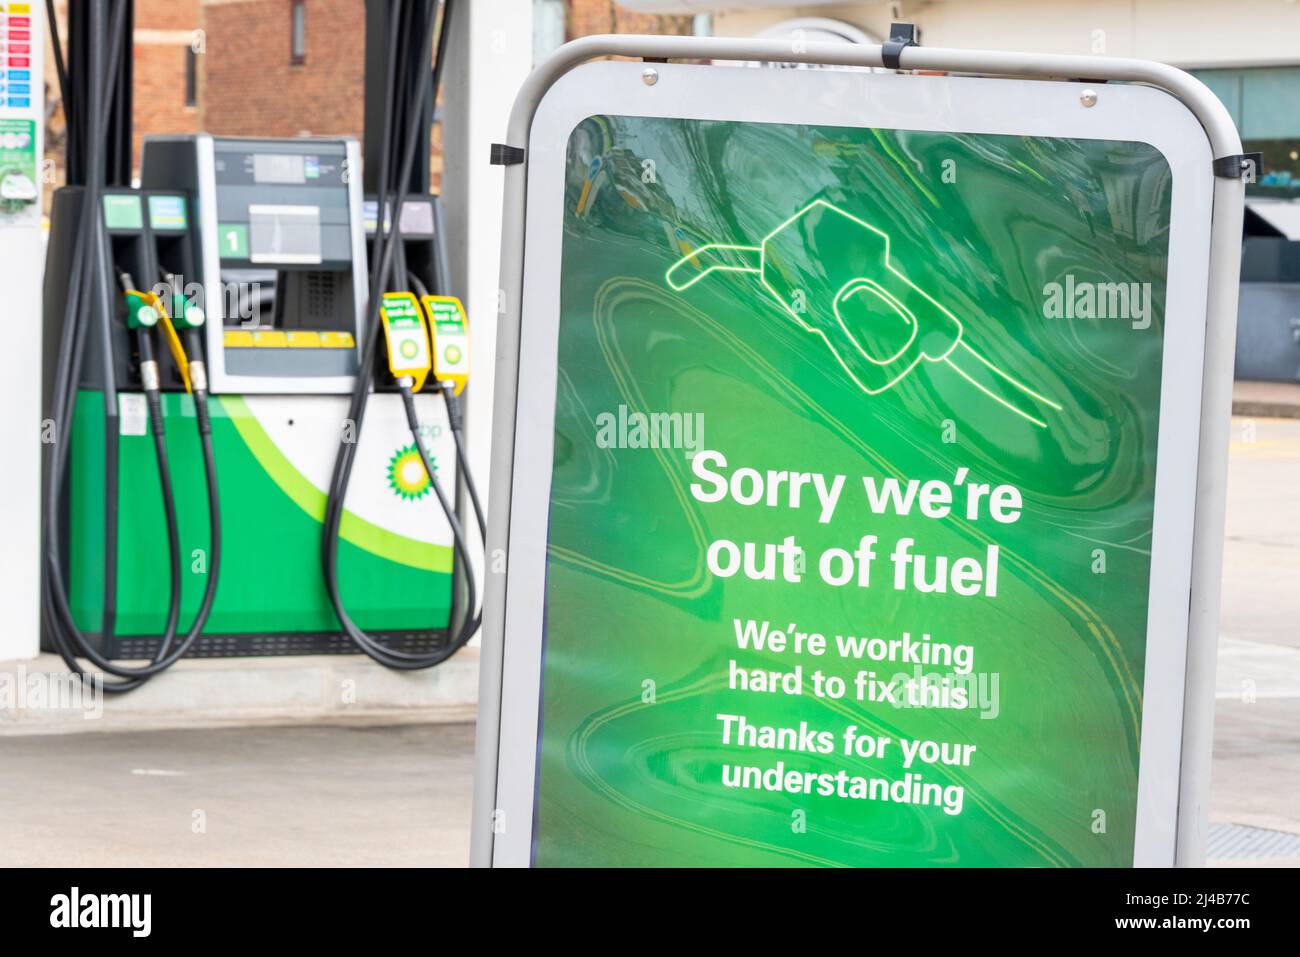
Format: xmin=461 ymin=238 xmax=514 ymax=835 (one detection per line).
xmin=219 ymin=395 xmax=453 ymax=573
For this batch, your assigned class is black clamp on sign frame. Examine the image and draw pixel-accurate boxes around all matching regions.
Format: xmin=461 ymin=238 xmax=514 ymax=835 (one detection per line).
xmin=882 ymin=22 xmax=919 ymax=71
xmin=491 ymin=143 xmax=526 ymax=166
xmin=1213 ymin=151 xmax=1264 ymax=181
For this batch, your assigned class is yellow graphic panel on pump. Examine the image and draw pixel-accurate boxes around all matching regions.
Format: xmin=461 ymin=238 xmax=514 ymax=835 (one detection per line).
xmin=380 ymin=291 xmax=432 ymax=392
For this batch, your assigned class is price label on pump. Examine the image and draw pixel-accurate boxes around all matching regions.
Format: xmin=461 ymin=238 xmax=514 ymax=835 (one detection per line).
xmin=379 ymin=291 xmax=431 ymax=392
xmin=420 ymin=295 xmax=470 ymax=395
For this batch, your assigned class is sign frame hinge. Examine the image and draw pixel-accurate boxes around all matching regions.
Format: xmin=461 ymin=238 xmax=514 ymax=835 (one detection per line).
xmin=881 ymin=22 xmax=919 ymax=71
xmin=1212 ymin=152 xmax=1263 ymax=181
xmin=490 ymin=143 xmax=526 ymax=166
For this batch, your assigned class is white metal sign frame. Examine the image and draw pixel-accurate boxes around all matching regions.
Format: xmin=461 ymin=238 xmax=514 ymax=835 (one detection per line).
xmin=472 ymin=34 xmax=1246 ymax=869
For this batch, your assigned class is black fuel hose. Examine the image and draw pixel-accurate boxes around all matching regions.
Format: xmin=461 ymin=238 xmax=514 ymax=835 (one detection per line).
xmin=44 ymin=265 xmax=222 ymax=689
xmin=321 ymin=0 xmax=481 ymax=669
xmin=41 ymin=85 xmax=223 ymax=701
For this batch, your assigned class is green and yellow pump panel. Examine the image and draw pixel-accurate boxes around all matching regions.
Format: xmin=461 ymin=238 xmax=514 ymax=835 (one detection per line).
xmin=70 ymin=387 xmax=459 ymax=645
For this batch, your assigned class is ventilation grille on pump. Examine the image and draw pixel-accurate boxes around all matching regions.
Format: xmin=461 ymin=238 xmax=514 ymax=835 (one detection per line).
xmin=103 ymin=630 xmax=449 ymax=660
xmin=303 ymin=271 xmax=338 ymax=326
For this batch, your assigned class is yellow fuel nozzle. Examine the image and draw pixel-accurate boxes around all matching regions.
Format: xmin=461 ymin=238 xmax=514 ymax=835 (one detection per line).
xmin=420 ymin=295 xmax=469 ymax=397
xmin=380 ymin=291 xmax=433 ymax=392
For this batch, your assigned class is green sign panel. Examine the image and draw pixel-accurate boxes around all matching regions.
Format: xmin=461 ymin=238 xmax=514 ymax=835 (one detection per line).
xmin=533 ymin=115 xmax=1175 ymax=867
xmin=218 ymin=223 xmax=249 ymax=259
xmin=102 ymin=193 xmax=144 ymax=230
xmin=0 ymin=118 xmax=39 ymax=226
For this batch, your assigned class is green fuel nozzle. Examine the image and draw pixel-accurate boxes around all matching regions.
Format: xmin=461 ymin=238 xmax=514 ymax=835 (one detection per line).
xmin=123 ymin=288 xmax=161 ymax=330
xmin=119 ymin=277 xmax=164 ymax=394
xmin=666 ymin=199 xmax=1062 ymax=428
xmin=159 ymin=272 xmax=205 ymax=329
xmin=172 ymin=294 xmax=206 ymax=329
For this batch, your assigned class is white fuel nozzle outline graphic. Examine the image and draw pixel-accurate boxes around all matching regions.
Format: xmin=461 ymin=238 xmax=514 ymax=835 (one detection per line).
xmin=665 ymin=199 xmax=1062 ymax=429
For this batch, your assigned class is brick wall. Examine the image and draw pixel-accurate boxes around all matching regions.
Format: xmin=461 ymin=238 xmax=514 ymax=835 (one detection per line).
xmin=201 ymin=0 xmax=365 ymax=140
xmin=45 ymin=0 xmax=202 ymax=180
xmin=132 ymin=0 xmax=203 ymax=167
xmin=566 ymin=0 xmax=690 ymax=39
xmin=186 ymin=1 xmax=690 ymax=190
xmin=42 ymin=1 xmax=692 ymax=186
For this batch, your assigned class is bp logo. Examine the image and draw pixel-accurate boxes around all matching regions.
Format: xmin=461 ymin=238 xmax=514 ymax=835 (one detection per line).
xmin=387 ymin=443 xmax=435 ymax=500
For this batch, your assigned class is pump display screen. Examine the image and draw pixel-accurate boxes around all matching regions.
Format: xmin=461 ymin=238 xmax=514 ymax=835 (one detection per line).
xmin=204 ymin=138 xmax=361 ymax=386
xmin=248 ymin=204 xmax=323 ymax=264
xmin=212 ymin=140 xmax=353 ymax=268
xmin=253 ymin=152 xmax=308 ymax=185
xmin=508 ymin=83 xmax=1213 ymax=869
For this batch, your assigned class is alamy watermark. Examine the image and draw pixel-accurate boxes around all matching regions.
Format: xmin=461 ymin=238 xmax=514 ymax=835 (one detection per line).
xmin=1043 ymin=274 xmax=1152 ymax=330
xmin=152 ymin=274 xmax=265 ymax=327
xmin=0 ymin=667 xmax=103 ymax=720
xmin=595 ymin=404 xmax=704 ymax=456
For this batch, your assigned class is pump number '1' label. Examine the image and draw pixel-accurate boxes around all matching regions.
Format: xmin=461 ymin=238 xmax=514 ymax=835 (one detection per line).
xmin=421 ymin=295 xmax=470 ymax=396
xmin=380 ymin=291 xmax=432 ymax=391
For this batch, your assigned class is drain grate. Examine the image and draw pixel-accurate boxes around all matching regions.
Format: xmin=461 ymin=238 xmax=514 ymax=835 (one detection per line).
xmin=1207 ymin=822 xmax=1300 ymax=860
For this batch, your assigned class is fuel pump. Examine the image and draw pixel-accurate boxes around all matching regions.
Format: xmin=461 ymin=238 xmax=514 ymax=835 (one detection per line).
xmin=42 ymin=0 xmax=479 ymax=690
